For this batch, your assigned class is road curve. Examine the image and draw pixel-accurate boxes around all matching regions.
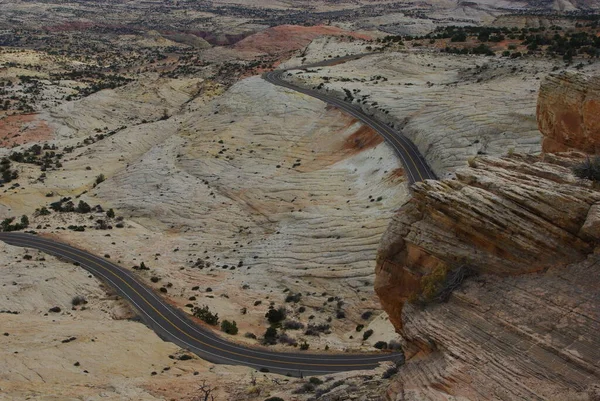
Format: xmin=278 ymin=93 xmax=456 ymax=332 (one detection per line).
xmin=0 ymin=232 xmax=402 ymax=376
xmin=263 ymin=55 xmax=437 ymax=184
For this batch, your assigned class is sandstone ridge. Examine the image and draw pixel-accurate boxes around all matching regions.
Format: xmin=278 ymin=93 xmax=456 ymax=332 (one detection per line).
xmin=375 ymin=153 xmax=600 ymax=400
xmin=375 ymin=154 xmax=600 ymax=330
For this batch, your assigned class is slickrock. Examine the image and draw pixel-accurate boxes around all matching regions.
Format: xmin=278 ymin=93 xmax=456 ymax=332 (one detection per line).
xmin=375 ymin=154 xmax=600 ymax=400
xmin=284 ymin=51 xmax=548 ymax=176
xmin=375 ymin=154 xmax=600 ymax=330
xmin=389 ymin=254 xmax=600 ymax=401
xmin=537 ymin=72 xmax=600 ymax=153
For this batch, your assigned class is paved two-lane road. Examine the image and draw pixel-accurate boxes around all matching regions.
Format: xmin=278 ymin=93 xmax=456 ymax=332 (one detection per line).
xmin=264 ymin=56 xmax=437 ymax=184
xmin=0 ymin=232 xmax=402 ymax=376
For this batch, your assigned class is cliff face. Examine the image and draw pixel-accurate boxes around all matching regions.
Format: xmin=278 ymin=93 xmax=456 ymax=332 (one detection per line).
xmin=375 ymin=153 xmax=600 ymax=330
xmin=537 ymin=72 xmax=600 ymax=153
xmin=375 ymin=154 xmax=600 ymax=400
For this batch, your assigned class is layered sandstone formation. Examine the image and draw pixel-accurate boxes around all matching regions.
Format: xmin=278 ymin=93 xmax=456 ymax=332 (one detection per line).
xmin=538 ymin=72 xmax=600 ymax=153
xmin=376 ymin=153 xmax=600 ymax=329
xmin=375 ymin=154 xmax=600 ymax=400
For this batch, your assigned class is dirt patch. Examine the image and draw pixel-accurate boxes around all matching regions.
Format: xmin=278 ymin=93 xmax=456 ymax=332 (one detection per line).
xmin=342 ymin=123 xmax=383 ymax=154
xmin=0 ymin=114 xmax=53 ymax=147
xmin=387 ymin=168 xmax=405 ymax=182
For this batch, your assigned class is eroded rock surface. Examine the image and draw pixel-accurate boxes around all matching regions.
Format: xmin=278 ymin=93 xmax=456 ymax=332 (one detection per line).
xmin=538 ymin=72 xmax=600 ymax=153
xmin=390 ymin=254 xmax=600 ymax=401
xmin=375 ymin=153 xmax=600 ymax=400
xmin=376 ymin=154 xmax=599 ymax=329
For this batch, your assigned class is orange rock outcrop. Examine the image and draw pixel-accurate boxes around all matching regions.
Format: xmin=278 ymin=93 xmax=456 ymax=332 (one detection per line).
xmin=537 ymin=72 xmax=600 ymax=153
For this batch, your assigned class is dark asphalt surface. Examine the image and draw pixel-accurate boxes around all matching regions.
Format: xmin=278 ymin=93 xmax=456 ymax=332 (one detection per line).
xmin=264 ymin=54 xmax=437 ymax=184
xmin=0 ymin=232 xmax=402 ymax=376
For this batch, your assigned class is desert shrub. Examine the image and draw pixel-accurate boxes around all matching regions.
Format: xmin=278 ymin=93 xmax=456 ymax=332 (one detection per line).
xmin=309 ymin=377 xmax=323 ymax=385
xmin=292 ymin=382 xmax=315 ymax=394
xmin=374 ymin=341 xmax=388 ymax=350
xmin=193 ymin=305 xmax=219 ymax=325
xmin=244 ymin=332 xmax=257 ymax=339
xmin=221 ymin=320 xmax=238 ymax=335
xmin=300 ymin=341 xmax=309 ymax=350
xmin=388 ymin=340 xmax=402 ymax=350
xmin=95 ymin=174 xmax=105 ymax=185
xmin=356 ymin=324 xmax=364 ymax=332
xmin=49 ymin=306 xmax=61 ymax=313
xmin=35 ymin=207 xmax=51 ymax=216
xmin=361 ymin=311 xmax=373 ymax=320
xmin=304 ymin=323 xmax=330 ymax=336
xmin=414 ymin=264 xmax=475 ymax=305
xmin=264 ymin=398 xmax=284 ymax=401
xmin=362 ymin=329 xmax=374 ymax=341
xmin=285 ymin=293 xmax=302 ymax=303
xmin=76 ymin=200 xmax=91 ymax=213
xmin=263 ymin=327 xmax=278 ymax=345
xmin=106 ymin=209 xmax=115 ymax=218
xmin=278 ymin=333 xmax=297 ymax=346
xmin=1 ymin=215 xmax=29 ymax=232
xmin=71 ymin=296 xmax=87 ymax=306
xmin=265 ymin=307 xmax=286 ymax=324
xmin=283 ymin=320 xmax=304 ymax=330
xmin=573 ymin=157 xmax=600 ymax=182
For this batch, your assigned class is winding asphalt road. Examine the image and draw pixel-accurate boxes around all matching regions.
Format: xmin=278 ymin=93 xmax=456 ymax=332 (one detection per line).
xmin=264 ymin=55 xmax=437 ymax=184
xmin=0 ymin=232 xmax=402 ymax=376
xmin=0 ymin=54 xmax=433 ymax=377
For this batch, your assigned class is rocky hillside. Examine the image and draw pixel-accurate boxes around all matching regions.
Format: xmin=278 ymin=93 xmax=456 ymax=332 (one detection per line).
xmin=375 ymin=154 xmax=600 ymax=399
xmin=538 ymin=72 xmax=600 ymax=154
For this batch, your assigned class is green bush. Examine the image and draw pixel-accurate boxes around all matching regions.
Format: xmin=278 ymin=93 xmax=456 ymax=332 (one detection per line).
xmin=95 ymin=174 xmax=105 ymax=185
xmin=265 ymin=307 xmax=286 ymax=324
xmin=193 ymin=305 xmax=219 ymax=325
xmin=263 ymin=326 xmax=278 ymax=345
xmin=221 ymin=320 xmax=239 ymax=335
xmin=362 ymin=329 xmax=374 ymax=341
xmin=76 ymin=201 xmax=91 ymax=213
xmin=1 ymin=215 xmax=29 ymax=232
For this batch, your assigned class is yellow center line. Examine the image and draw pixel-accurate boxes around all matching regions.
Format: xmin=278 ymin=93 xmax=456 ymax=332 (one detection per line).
xmin=10 ymin=237 xmax=385 ymax=368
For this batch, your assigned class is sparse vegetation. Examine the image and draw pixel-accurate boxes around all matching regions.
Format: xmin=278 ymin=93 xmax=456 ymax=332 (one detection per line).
xmin=193 ymin=305 xmax=219 ymax=326
xmin=573 ymin=157 xmax=600 ymax=182
xmin=220 ymin=320 xmax=239 ymax=335
xmin=71 ymin=296 xmax=87 ymax=306
xmin=265 ymin=306 xmax=286 ymax=324
xmin=410 ymin=264 xmax=475 ymax=305
xmin=1 ymin=215 xmax=29 ymax=232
